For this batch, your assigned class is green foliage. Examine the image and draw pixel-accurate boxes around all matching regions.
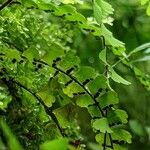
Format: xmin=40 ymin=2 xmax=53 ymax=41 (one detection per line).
xmin=141 ymin=0 xmax=150 ymax=16
xmin=3 ymin=0 xmax=150 ymax=149
xmin=92 ymin=117 xmax=112 ymax=133
xmin=40 ymin=138 xmax=68 ymax=150
xmin=0 ymin=119 xmax=23 ymax=150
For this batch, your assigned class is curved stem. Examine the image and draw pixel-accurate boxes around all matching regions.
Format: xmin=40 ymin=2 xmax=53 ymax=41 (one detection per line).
xmin=11 ymin=80 xmax=65 ymax=137
xmin=0 ymin=0 xmax=13 ymax=11
xmin=53 ymin=66 xmax=105 ymax=117
xmin=35 ymin=59 xmax=105 ymax=116
xmin=35 ymin=58 xmax=114 ymax=148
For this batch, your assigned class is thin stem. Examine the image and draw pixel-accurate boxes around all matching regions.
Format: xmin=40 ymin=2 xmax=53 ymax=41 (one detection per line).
xmin=36 ymin=59 xmax=105 ymax=117
xmin=102 ymin=36 xmax=106 ymax=49
xmin=109 ymin=133 xmax=114 ymax=149
xmin=103 ymin=132 xmax=107 ymax=150
xmin=102 ymin=36 xmax=114 ymax=149
xmin=11 ymin=80 xmax=65 ymax=137
xmin=53 ymin=66 xmax=105 ymax=117
xmin=0 ymin=0 xmax=13 ymax=11
xmin=36 ymin=58 xmax=114 ymax=148
xmin=112 ymin=51 xmax=133 ymax=68
xmin=103 ymin=108 xmax=107 ymax=150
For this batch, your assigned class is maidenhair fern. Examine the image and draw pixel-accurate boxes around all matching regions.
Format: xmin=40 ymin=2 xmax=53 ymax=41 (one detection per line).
xmin=0 ymin=0 xmax=136 ymax=150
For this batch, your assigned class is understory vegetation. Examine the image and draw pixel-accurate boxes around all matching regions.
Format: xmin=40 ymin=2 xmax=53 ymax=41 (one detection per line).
xmin=0 ymin=0 xmax=150 ymax=150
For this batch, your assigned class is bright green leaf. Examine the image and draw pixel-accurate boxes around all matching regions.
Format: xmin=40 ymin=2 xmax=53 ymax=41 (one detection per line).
xmin=40 ymin=138 xmax=68 ymax=150
xmin=101 ymin=24 xmax=124 ymax=47
xmin=61 ymin=0 xmax=76 ymax=4
xmin=94 ymin=0 xmax=114 ymax=25
xmin=37 ymin=85 xmax=56 ymax=107
xmin=54 ymin=5 xmax=76 ymax=16
xmin=99 ymin=91 xmax=119 ymax=108
xmin=92 ymin=117 xmax=112 ymax=133
xmin=88 ymin=105 xmax=102 ymax=118
xmin=107 ymin=109 xmax=128 ymax=125
xmin=74 ymin=66 xmax=97 ymax=82
xmin=54 ymin=104 xmax=76 ymax=127
xmin=113 ymin=144 xmax=128 ymax=150
xmin=88 ymin=75 xmax=107 ymax=94
xmin=93 ymin=0 xmax=103 ymax=24
xmin=99 ymin=48 xmax=108 ymax=64
xmin=63 ymin=82 xmax=83 ymax=98
xmin=76 ymin=94 xmax=93 ymax=107
xmin=109 ymin=67 xmax=131 ymax=85
xmin=95 ymin=133 xmax=110 ymax=145
xmin=111 ymin=128 xmax=132 ymax=144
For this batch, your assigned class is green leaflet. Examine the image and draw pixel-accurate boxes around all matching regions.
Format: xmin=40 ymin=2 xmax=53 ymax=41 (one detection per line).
xmin=99 ymin=48 xmax=108 ymax=64
xmin=41 ymin=44 xmax=65 ymax=65
xmin=58 ymin=74 xmax=71 ymax=85
xmin=111 ymin=128 xmax=132 ymax=144
xmin=37 ymin=88 xmax=55 ymax=107
xmin=1 ymin=48 xmax=21 ymax=61
xmin=58 ymin=51 xmax=80 ymax=71
xmin=93 ymin=0 xmax=103 ymax=24
xmin=95 ymin=135 xmax=128 ymax=150
xmin=88 ymin=75 xmax=107 ymax=94
xmin=76 ymin=94 xmax=93 ymax=108
xmin=98 ymin=91 xmax=119 ymax=108
xmin=92 ymin=117 xmax=112 ymax=133
xmin=109 ymin=67 xmax=131 ymax=85
xmin=95 ymin=133 xmax=110 ymax=145
xmin=74 ymin=66 xmax=97 ymax=82
xmin=40 ymin=138 xmax=68 ymax=150
xmin=54 ymin=5 xmax=76 ymax=16
xmin=63 ymin=82 xmax=84 ymax=98
xmin=88 ymin=143 xmax=104 ymax=150
xmin=20 ymin=0 xmax=38 ymax=7
xmin=0 ymin=119 xmax=23 ymax=150
xmin=93 ymin=0 xmax=114 ymax=24
xmin=0 ymin=82 xmax=12 ymax=110
xmin=88 ymin=105 xmax=102 ymax=118
xmin=101 ymin=24 xmax=124 ymax=47
xmin=61 ymin=0 xmax=77 ymax=4
xmin=107 ymin=109 xmax=128 ymax=125
xmin=79 ymin=23 xmax=102 ymax=36
xmin=113 ymin=144 xmax=128 ymax=150
xmin=54 ymin=104 xmax=76 ymax=127
xmin=112 ymin=47 xmax=126 ymax=57
xmin=23 ymin=46 xmax=39 ymax=62
xmin=37 ymin=1 xmax=56 ymax=11
xmin=36 ymin=77 xmax=61 ymax=107
xmin=65 ymin=12 xmax=86 ymax=23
